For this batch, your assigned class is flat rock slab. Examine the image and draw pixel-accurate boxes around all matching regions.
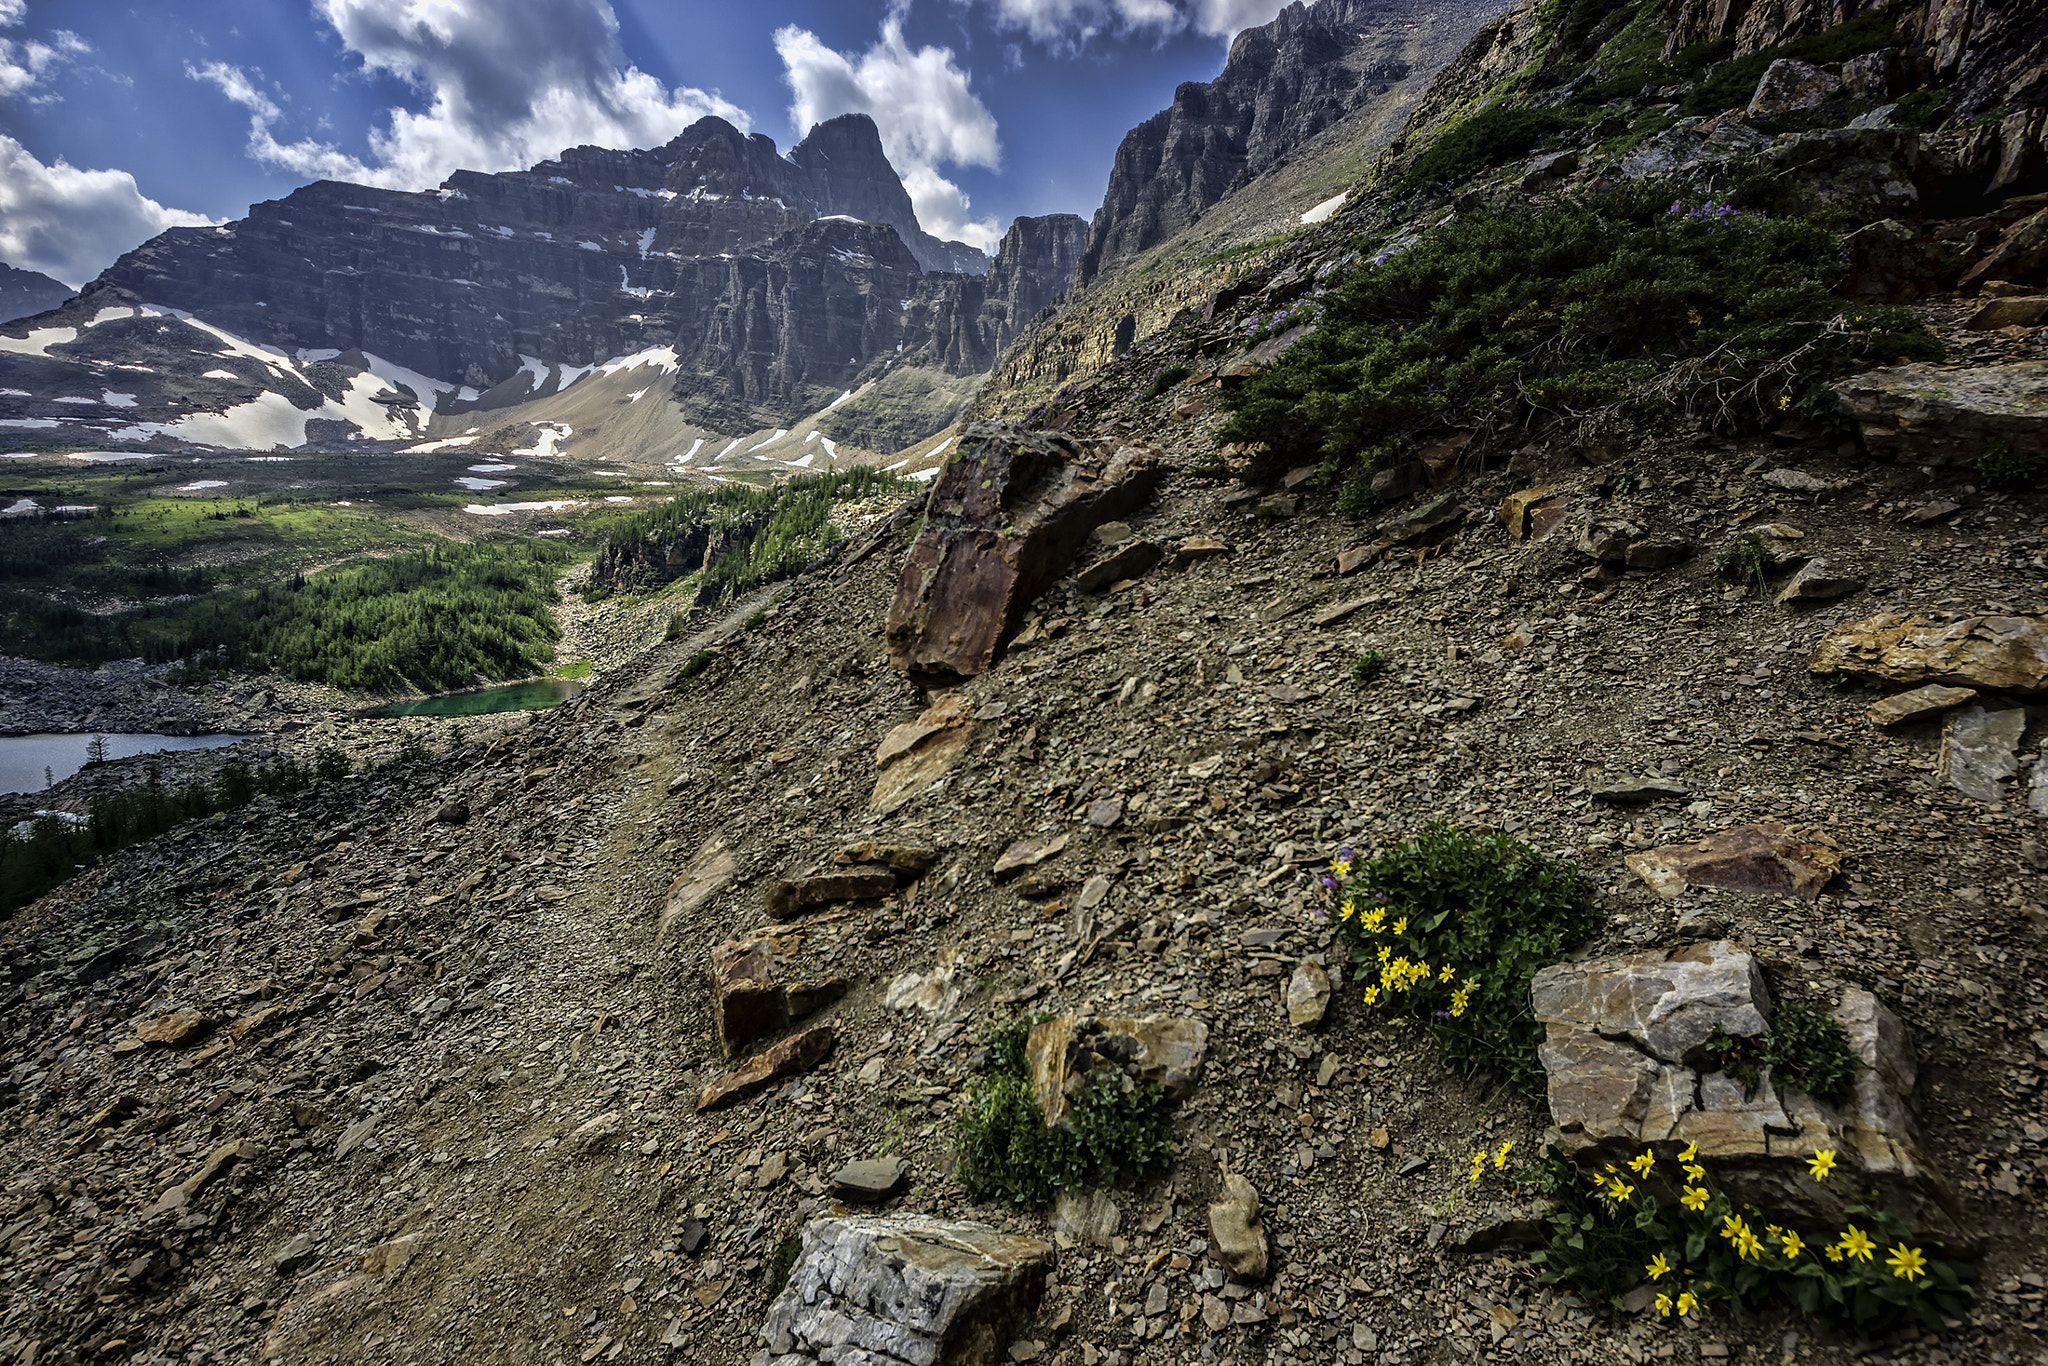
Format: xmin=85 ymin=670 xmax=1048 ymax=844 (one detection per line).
xmin=1531 ymin=941 xmax=1968 ymax=1247
xmin=766 ymin=870 xmax=898 ymax=921
xmin=1831 ymin=361 xmax=2048 ymax=466
xmin=1810 ymin=611 xmax=2048 ymax=693
xmin=1623 ymin=822 xmax=1839 ymax=900
xmin=833 ymin=841 xmax=941 ymax=871
xmin=885 ymin=423 xmax=1163 ymax=686
xmin=992 ymin=834 xmax=1067 ymax=877
xmin=1075 ymin=539 xmax=1162 ymax=593
xmin=1942 ymin=704 xmax=2027 ymax=802
xmin=1593 ymin=778 xmax=1690 ymax=805
xmin=134 ymin=1008 xmax=215 ymax=1046
xmin=1026 ymin=1013 xmax=1208 ymax=1127
xmin=830 ymin=1158 xmax=909 ymax=1204
xmin=759 ymin=1215 xmax=1054 ymax=1366
xmin=872 ymin=694 xmax=975 ymax=812
xmin=697 ymin=1025 xmax=834 ymax=1112
xmin=1775 ymin=557 xmax=1862 ymax=603
xmin=1868 ymin=683 xmax=1978 ymax=726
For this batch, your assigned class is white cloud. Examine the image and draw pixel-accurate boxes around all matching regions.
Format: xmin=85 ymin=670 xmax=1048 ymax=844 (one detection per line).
xmin=0 ymin=0 xmax=88 ymax=103
xmin=191 ymin=0 xmax=749 ymax=192
xmin=774 ymin=18 xmax=1001 ymax=250
xmin=0 ymin=134 xmax=215 ymax=288
xmin=962 ymin=0 xmax=1287 ymax=47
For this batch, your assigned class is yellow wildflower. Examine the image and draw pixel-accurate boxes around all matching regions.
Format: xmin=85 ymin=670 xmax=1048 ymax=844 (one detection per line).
xmin=1439 ymin=964 xmax=1456 ymax=983
xmin=1628 ymin=1150 xmax=1656 ymax=1178
xmin=1676 ymin=1292 xmax=1698 ymax=1317
xmin=1363 ymin=986 xmax=1380 ymax=1006
xmin=1393 ymin=916 xmax=1408 ymax=935
xmin=1780 ymin=1230 xmax=1805 ymax=1259
xmin=1720 ymin=1213 xmax=1746 ymax=1242
xmin=1887 ymin=1244 xmax=1927 ymax=1281
xmin=1806 ymin=1149 xmax=1837 ymax=1181
xmin=1680 ymin=1186 xmax=1709 ymax=1212
xmin=1825 ymin=1244 xmax=1843 ymax=1263
xmin=1646 ymin=1253 xmax=1671 ymax=1281
xmin=1734 ymin=1226 xmax=1762 ymax=1261
xmin=1605 ymin=1177 xmax=1634 ymax=1203
xmin=1838 ymin=1226 xmax=1874 ymax=1262
xmin=1683 ymin=1163 xmax=1705 ymax=1183
xmin=1450 ymin=988 xmax=1471 ymax=1018
xmin=1678 ymin=1142 xmax=1698 ymax=1163
xmin=1470 ymin=1150 xmax=1487 ymax=1183
xmin=1494 ymin=1140 xmax=1513 ymax=1168
xmin=1655 ymin=1292 xmax=1673 ymax=1317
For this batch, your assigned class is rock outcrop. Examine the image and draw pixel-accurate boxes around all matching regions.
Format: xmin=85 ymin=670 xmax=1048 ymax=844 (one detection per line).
xmin=1809 ymin=610 xmax=2048 ymax=693
xmin=885 ymin=425 xmax=1164 ymax=685
xmin=1832 ymin=362 xmax=2048 ymax=466
xmin=1074 ymin=0 xmax=1501 ymax=286
xmin=758 ymin=1216 xmax=1054 ymax=1366
xmin=1532 ymin=941 xmax=1969 ymax=1248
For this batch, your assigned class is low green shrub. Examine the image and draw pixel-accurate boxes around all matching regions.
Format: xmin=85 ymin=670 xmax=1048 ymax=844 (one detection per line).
xmin=1892 ymin=86 xmax=1950 ymax=130
xmin=1975 ymin=440 xmax=2047 ymax=489
xmin=1138 ymin=364 xmax=1191 ymax=402
xmin=1349 ymin=651 xmax=1390 ymax=687
xmin=953 ymin=1014 xmax=1175 ymax=1208
xmin=1712 ymin=535 xmax=1769 ymax=595
xmin=1703 ymin=996 xmax=1863 ymax=1103
xmin=1402 ymin=105 xmax=1579 ymax=187
xmin=1326 ymin=823 xmax=1598 ymax=1093
xmin=1216 ymin=185 xmax=1940 ymax=477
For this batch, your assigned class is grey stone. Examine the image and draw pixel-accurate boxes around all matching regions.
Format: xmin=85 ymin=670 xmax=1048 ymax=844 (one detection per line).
xmin=831 ymin=1158 xmax=909 ymax=1204
xmin=1592 ymin=778 xmax=1690 ymax=805
xmin=1942 ymin=704 xmax=2026 ymax=802
xmin=1831 ymin=362 xmax=2048 ymax=467
xmin=1207 ymin=1173 xmax=1268 ymax=1281
xmin=2030 ymin=741 xmax=2048 ymax=817
xmin=759 ymin=1215 xmax=1053 ymax=1366
xmin=1748 ymin=59 xmax=1842 ymax=118
xmin=271 ymin=1232 xmax=317 ymax=1276
xmin=1762 ymin=468 xmax=1832 ymax=493
xmin=1532 ymin=942 xmax=1969 ymax=1247
xmin=1285 ymin=961 xmax=1331 ymax=1028
xmin=1775 ymin=558 xmax=1863 ymax=604
xmin=1051 ymin=1188 xmax=1122 ymax=1247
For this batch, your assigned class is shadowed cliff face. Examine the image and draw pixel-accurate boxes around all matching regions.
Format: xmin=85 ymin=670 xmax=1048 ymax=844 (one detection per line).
xmin=0 ymin=264 xmax=71 ymax=325
xmin=1074 ymin=0 xmax=1505 ymax=287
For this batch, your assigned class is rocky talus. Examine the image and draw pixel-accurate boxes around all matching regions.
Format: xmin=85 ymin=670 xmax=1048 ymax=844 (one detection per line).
xmin=2 ymin=273 xmax=2045 ymax=1366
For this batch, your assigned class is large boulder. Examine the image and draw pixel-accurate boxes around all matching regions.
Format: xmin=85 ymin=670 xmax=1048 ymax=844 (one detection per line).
xmin=1531 ymin=941 xmax=1969 ymax=1248
xmin=757 ymin=1215 xmax=1054 ymax=1366
xmin=1810 ymin=611 xmax=2048 ymax=693
xmin=886 ymin=424 xmax=1163 ymax=685
xmin=1747 ymin=58 xmax=1842 ymax=119
xmin=708 ymin=933 xmax=849 ymax=1058
xmin=1831 ymin=361 xmax=2048 ymax=466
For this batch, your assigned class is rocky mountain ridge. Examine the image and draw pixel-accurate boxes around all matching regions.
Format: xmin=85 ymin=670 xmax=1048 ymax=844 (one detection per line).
xmin=0 ymin=265 xmax=70 ymax=327
xmin=0 ymin=115 xmax=1077 ymax=450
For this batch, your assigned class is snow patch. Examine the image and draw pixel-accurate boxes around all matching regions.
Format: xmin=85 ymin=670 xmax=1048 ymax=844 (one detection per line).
xmin=910 ymin=466 xmax=942 ymax=483
xmin=0 ymin=326 xmax=79 ymax=358
xmin=511 ymin=422 xmax=572 ymax=457
xmin=747 ymin=429 xmax=790 ymax=453
xmin=177 ymin=480 xmax=229 ymax=491
xmin=674 ymin=438 xmax=704 ymax=465
xmin=454 ymin=477 xmax=509 ymax=491
xmin=201 ymin=370 xmax=237 ymax=380
xmin=1300 ymin=192 xmax=1348 ymax=225
xmin=468 ymin=462 xmax=516 ymax=472
xmin=596 ymin=346 xmax=680 ymax=378
xmin=401 ymin=435 xmax=479 ymax=453
xmin=0 ymin=418 xmax=60 ymax=428
xmin=463 ymin=499 xmax=584 ymax=516
xmin=923 ymin=436 xmax=955 ymax=461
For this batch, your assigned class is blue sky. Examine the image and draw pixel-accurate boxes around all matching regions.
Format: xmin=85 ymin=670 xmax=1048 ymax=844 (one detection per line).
xmin=0 ymin=0 xmax=1290 ymax=287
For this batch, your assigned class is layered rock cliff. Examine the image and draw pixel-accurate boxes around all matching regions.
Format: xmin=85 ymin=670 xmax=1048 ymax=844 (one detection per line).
xmin=1075 ymin=0 xmax=1507 ymax=287
xmin=0 ymin=114 xmax=1069 ymax=442
xmin=0 ymin=264 xmax=70 ymax=325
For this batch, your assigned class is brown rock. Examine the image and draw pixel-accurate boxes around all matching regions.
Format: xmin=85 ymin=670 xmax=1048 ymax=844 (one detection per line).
xmin=1867 ymin=683 xmax=1978 ymax=727
xmin=696 ymin=1025 xmax=835 ymax=1112
xmin=885 ymin=424 xmax=1163 ymax=686
xmin=1175 ymin=535 xmax=1231 ymax=564
xmin=1207 ymin=1173 xmax=1268 ymax=1280
xmin=1075 ymin=539 xmax=1163 ymax=593
xmin=833 ymin=840 xmax=941 ymax=871
xmin=871 ymin=693 xmax=975 ymax=811
xmin=1809 ymin=611 xmax=2048 ymax=693
xmin=227 ymin=1004 xmax=289 ymax=1044
xmin=1500 ymin=484 xmax=1560 ymax=539
xmin=1966 ymin=296 xmax=2048 ymax=329
xmin=1335 ymin=541 xmax=1386 ymax=574
xmin=764 ymin=869 xmax=897 ymax=921
xmin=1285 ymin=961 xmax=1331 ymax=1028
xmin=1623 ymin=823 xmax=1839 ymax=900
xmin=134 ymin=1008 xmax=215 ymax=1047
xmin=1774 ymin=557 xmax=1862 ymax=603
xmin=993 ymin=833 xmax=1068 ymax=877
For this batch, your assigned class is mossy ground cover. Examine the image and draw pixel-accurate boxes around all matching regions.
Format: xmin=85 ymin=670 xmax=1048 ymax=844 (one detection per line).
xmin=1215 ymin=183 xmax=1940 ymax=496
